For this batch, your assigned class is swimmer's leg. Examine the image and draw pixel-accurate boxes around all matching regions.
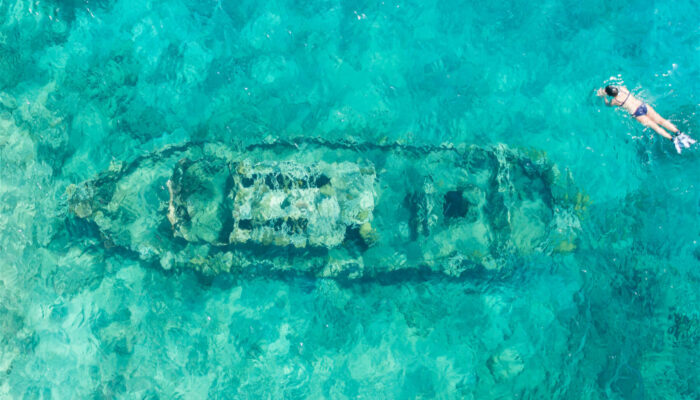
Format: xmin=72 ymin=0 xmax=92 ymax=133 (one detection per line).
xmin=636 ymin=115 xmax=673 ymax=140
xmin=646 ymin=106 xmax=679 ymax=133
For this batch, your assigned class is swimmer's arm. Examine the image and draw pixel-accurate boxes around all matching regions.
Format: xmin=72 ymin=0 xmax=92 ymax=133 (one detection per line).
xmin=596 ymin=88 xmax=613 ymax=106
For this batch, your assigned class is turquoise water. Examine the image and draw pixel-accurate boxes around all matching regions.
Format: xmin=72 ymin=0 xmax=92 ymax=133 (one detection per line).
xmin=1 ymin=0 xmax=699 ymax=398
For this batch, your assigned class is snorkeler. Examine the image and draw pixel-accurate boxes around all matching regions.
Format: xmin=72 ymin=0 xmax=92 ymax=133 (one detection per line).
xmin=596 ymin=85 xmax=696 ymax=154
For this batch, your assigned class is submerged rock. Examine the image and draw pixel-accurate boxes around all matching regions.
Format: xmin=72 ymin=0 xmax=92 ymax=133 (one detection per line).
xmin=67 ymin=138 xmax=583 ymax=278
xmin=487 ymin=348 xmax=525 ymax=381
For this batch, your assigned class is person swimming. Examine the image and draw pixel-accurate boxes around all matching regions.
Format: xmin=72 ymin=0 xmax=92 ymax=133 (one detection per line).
xmin=597 ymin=85 xmax=696 ymax=153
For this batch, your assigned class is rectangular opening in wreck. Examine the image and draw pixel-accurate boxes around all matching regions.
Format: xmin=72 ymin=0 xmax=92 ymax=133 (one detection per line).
xmin=236 ymin=218 xmax=310 ymax=233
xmin=239 ymin=172 xmax=332 ymax=190
xmin=443 ymin=190 xmax=469 ymax=219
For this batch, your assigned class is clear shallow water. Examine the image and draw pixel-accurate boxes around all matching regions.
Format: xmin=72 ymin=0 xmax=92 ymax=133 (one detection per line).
xmin=1 ymin=0 xmax=699 ymax=398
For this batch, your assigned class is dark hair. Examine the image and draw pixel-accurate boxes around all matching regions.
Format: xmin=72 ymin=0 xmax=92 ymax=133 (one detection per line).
xmin=605 ymin=85 xmax=618 ymax=97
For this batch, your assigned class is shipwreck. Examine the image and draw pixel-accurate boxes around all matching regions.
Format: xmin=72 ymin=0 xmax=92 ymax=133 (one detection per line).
xmin=67 ymin=138 xmax=584 ymax=278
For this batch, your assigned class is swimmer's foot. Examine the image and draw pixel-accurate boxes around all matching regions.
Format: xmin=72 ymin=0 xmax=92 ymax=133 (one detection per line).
xmin=672 ymin=132 xmax=696 ymax=154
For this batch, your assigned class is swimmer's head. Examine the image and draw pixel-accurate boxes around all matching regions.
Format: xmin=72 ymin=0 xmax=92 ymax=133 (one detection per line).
xmin=604 ymin=85 xmax=618 ymax=97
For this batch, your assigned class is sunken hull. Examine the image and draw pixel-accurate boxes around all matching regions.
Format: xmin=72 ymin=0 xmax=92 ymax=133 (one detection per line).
xmin=67 ymin=138 xmax=584 ymax=278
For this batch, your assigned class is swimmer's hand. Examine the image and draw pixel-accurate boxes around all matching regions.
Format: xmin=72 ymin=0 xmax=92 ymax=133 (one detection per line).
xmin=672 ymin=132 xmax=696 ymax=154
xmin=596 ymin=88 xmax=605 ymax=97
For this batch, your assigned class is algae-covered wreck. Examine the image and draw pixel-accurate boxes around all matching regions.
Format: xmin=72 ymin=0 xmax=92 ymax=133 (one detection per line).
xmin=67 ymin=138 xmax=584 ymax=278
